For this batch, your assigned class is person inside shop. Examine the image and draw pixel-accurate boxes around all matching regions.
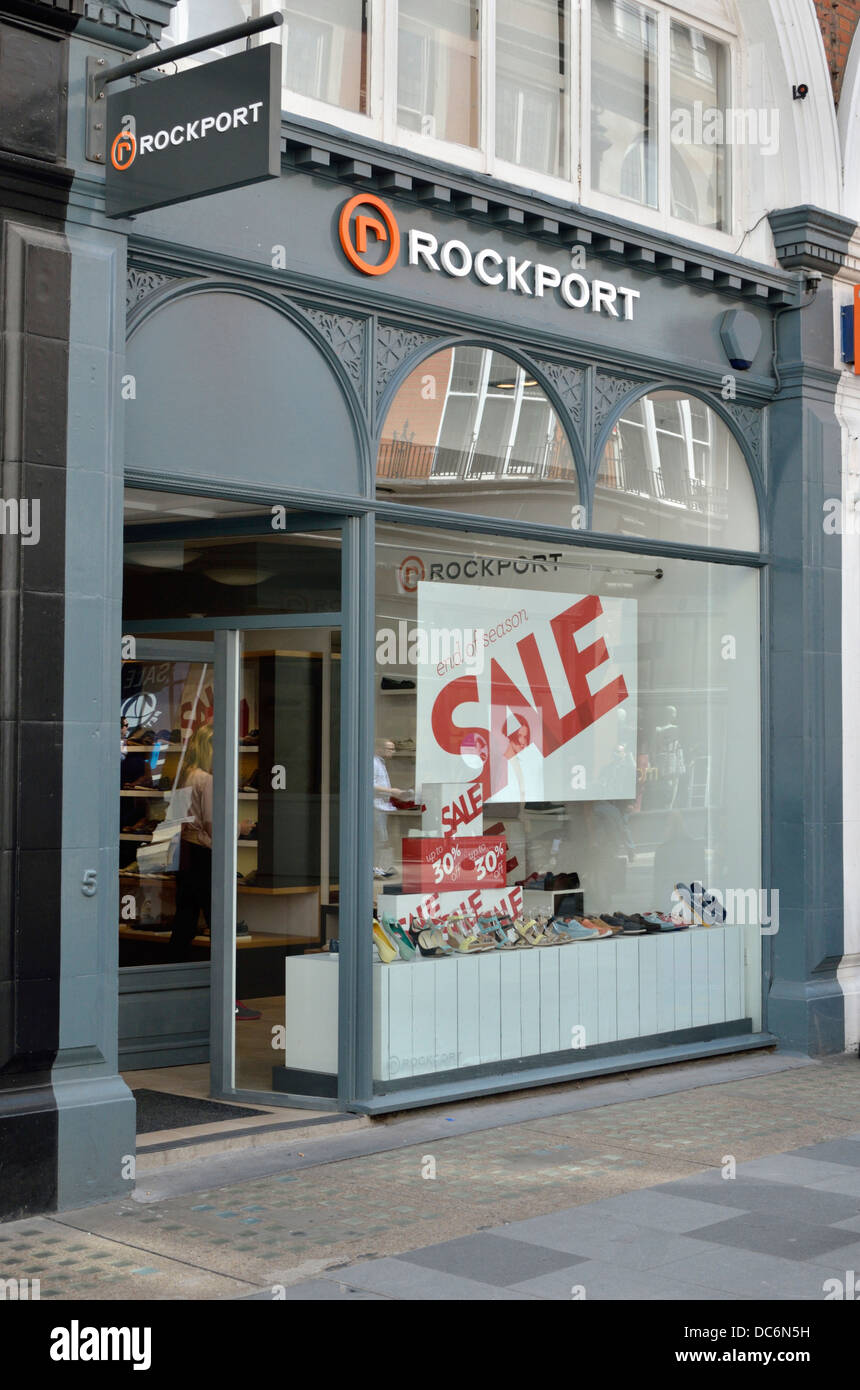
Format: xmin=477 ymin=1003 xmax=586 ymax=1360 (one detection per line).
xmin=169 ymin=723 xmax=260 ymax=1021
xmin=374 ymin=736 xmax=406 ymax=878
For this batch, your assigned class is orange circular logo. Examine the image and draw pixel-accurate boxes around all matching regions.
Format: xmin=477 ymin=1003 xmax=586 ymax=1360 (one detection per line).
xmin=338 ymin=194 xmax=400 ymax=276
xmin=110 ymin=131 xmax=137 ymax=172
xmin=398 ymin=555 xmax=425 ymax=592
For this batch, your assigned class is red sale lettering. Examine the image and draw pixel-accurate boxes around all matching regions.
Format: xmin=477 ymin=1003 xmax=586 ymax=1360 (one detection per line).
xmin=431 ymin=595 xmax=628 ymax=802
xmin=440 ymin=782 xmax=483 ymax=834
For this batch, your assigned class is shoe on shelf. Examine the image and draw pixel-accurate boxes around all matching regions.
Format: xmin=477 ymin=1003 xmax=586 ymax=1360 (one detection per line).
xmin=235 ymin=1001 xmax=261 ymax=1020
xmin=373 ymin=866 xmax=396 ymax=879
xmin=235 ymin=920 xmax=251 ymax=937
xmin=373 ymin=919 xmax=399 ymax=963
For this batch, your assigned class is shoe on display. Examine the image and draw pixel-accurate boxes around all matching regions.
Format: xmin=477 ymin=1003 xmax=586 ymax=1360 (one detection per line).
xmin=394 ymin=737 xmax=416 ymax=753
xmin=670 ymin=884 xmax=695 ymax=925
xmin=380 ymin=676 xmax=416 ymax=691
xmin=381 ymin=917 xmax=417 ymax=960
xmin=373 ymin=866 xmax=396 ymax=879
xmin=235 ymin=920 xmax=251 ymax=937
xmin=550 ymin=872 xmax=581 ymax=891
xmin=235 ymin=1001 xmax=261 ymax=1020
xmin=373 ymin=919 xmax=399 ymax=963
xmin=689 ymin=881 xmax=726 ymax=925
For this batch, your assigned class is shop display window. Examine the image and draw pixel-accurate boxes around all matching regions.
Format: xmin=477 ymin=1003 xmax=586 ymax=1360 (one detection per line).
xmin=371 ymin=525 xmax=761 ymax=1083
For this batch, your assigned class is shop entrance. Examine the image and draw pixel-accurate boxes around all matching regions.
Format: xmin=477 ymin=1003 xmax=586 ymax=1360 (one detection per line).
xmin=118 ymin=494 xmax=346 ymax=1125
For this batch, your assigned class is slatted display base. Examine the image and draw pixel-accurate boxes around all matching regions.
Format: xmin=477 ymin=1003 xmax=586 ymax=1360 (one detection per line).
xmin=283 ymin=926 xmax=761 ymax=1085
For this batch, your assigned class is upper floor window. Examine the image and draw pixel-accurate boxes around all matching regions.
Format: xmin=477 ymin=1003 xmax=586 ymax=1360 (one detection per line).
xmin=398 ymin=0 xmax=479 ymax=145
xmin=158 ymin=2 xmax=736 ymax=239
xmin=282 ymin=2 xmax=369 ymax=113
xmin=496 ymin=0 xmax=569 ymax=179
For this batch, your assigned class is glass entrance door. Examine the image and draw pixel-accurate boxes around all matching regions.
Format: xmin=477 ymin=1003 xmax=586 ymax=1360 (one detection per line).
xmin=119 ymin=637 xmax=216 ymax=971
xmin=229 ymin=630 xmax=342 ymax=1096
xmin=123 ymin=490 xmax=347 ymax=1104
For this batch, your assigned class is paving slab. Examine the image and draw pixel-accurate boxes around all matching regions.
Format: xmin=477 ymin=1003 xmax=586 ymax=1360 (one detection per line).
xmin=324 ymin=1256 xmax=540 ymax=1300
xmin=507 ymin=1259 xmax=743 ymax=1300
xmin=660 ymin=1246 xmax=849 ymax=1299
xmin=653 ymin=1174 xmax=860 ymax=1224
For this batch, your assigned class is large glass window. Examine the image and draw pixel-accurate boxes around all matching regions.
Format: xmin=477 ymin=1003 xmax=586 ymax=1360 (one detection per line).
xmin=398 ymin=0 xmax=479 ymax=146
xmin=198 ymin=0 xmax=739 ymax=235
xmin=593 ymin=390 xmax=759 ymax=550
xmin=496 ymin=0 xmax=568 ymax=178
xmin=281 ymin=1 xmax=368 ymax=113
xmin=377 ymin=347 xmax=580 ymax=524
xmin=669 ymin=19 xmax=730 ymax=231
xmin=590 ymin=0 xmax=657 ymax=208
xmin=370 ymin=524 xmax=762 ymax=1085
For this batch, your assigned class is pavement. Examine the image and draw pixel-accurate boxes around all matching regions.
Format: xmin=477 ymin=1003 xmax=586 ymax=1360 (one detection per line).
xmin=2 ymin=1049 xmax=860 ymax=1300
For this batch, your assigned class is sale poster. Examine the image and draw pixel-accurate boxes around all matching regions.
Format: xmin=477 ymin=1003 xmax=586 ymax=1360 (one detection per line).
xmin=415 ymin=582 xmax=637 ymax=808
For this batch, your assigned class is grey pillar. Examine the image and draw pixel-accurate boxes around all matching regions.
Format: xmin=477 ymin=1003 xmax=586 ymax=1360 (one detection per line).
xmin=766 ymin=206 xmax=855 ymax=1054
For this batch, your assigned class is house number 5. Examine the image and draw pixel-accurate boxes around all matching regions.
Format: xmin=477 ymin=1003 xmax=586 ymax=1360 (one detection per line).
xmin=81 ymin=870 xmax=98 ymax=897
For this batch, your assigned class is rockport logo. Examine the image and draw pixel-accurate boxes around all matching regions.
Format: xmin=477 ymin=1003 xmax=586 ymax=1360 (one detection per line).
xmin=338 ymin=195 xmax=641 ymax=319
xmin=426 ymin=552 xmax=563 ymax=581
xmin=50 ymin=1321 xmax=151 ymax=1371
xmin=112 ymin=101 xmax=266 ymax=170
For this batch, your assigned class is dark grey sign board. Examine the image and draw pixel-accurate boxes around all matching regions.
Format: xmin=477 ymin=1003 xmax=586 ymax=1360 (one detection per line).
xmin=105 ymin=44 xmax=281 ymax=218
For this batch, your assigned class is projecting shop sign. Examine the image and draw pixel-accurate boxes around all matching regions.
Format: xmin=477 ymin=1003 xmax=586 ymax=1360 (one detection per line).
xmin=105 ymin=45 xmax=281 ymax=218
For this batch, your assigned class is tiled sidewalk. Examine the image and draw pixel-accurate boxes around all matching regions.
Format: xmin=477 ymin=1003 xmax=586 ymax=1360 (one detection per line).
xmin=1 ymin=1053 xmax=858 ymax=1300
xmin=282 ymin=1137 xmax=860 ymax=1300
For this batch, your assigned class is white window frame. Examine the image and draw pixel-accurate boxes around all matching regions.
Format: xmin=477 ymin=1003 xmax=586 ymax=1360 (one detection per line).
xmin=259 ymin=0 xmax=382 ymax=138
xmin=581 ymin=0 xmax=740 ymax=247
xmin=161 ymin=0 xmax=744 ymax=248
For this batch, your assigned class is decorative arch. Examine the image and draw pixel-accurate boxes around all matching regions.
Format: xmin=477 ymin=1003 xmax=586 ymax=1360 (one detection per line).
xmin=125 ymin=278 xmax=372 ymax=498
xmin=838 ymin=18 xmax=860 ymax=222
xmin=592 ymin=380 xmax=764 ymax=552
xmin=374 ymin=334 xmax=589 ymax=515
xmin=728 ymin=0 xmax=842 ymax=244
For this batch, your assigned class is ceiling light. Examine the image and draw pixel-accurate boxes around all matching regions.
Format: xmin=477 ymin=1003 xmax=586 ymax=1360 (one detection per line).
xmin=204 ymin=567 xmax=276 ymax=587
xmin=125 ymin=543 xmax=185 ymax=569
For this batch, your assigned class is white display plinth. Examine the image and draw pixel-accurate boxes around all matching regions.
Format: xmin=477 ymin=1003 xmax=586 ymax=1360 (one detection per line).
xmin=284 ymin=924 xmax=760 ymax=1084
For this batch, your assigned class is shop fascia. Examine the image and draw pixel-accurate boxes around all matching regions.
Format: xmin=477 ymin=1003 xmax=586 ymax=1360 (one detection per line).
xmin=407 ymin=228 xmax=641 ymax=320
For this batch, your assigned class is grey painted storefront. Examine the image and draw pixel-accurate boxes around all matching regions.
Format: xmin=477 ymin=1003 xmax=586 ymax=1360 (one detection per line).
xmin=0 ymin=0 xmax=854 ymax=1218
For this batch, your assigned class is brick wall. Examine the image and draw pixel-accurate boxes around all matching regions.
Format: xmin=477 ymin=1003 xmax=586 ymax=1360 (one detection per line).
xmin=815 ymin=0 xmax=860 ymax=103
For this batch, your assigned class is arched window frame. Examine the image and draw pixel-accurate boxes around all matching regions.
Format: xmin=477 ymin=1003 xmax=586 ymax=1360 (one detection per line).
xmin=590 ymin=382 xmax=765 ymax=554
xmin=374 ymin=338 xmax=589 ymax=519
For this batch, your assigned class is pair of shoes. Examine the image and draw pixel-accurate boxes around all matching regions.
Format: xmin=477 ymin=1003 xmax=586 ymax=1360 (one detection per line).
xmin=235 ymin=1000 xmax=261 ymax=1020
xmin=600 ymin=913 xmax=646 ymax=935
